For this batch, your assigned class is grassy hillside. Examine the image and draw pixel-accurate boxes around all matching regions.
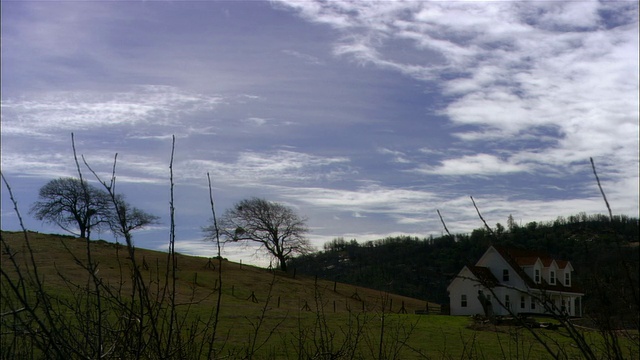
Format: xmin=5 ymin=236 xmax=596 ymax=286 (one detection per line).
xmin=2 ymin=230 xmax=637 ymax=359
xmin=1 ymin=231 xmax=433 ymax=314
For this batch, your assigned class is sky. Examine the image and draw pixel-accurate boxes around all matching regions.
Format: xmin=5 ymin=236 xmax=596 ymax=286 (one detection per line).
xmin=2 ymin=0 xmax=638 ymax=267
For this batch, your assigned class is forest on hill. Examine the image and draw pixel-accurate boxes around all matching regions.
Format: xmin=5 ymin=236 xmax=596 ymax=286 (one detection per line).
xmin=289 ymin=213 xmax=639 ymax=315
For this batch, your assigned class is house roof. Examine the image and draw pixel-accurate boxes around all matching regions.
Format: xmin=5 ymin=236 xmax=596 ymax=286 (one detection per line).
xmin=514 ymin=256 xmax=539 ymax=266
xmin=494 ymin=246 xmax=565 ymax=267
xmin=467 ymin=265 xmax=500 ymax=287
xmin=490 ymin=246 xmax=583 ymax=294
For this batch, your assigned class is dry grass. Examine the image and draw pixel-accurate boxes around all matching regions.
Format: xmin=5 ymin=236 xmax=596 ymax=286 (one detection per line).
xmin=1 ymin=231 xmax=436 ymax=316
xmin=4 ymin=231 xmax=637 ymax=359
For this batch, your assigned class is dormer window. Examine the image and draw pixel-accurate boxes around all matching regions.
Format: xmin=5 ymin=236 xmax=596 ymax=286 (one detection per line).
xmin=534 ymin=269 xmax=540 ymax=283
xmin=565 ymin=272 xmax=571 ymax=286
xmin=550 ymin=270 xmax=556 ymax=285
xmin=503 ymin=269 xmax=509 ymax=282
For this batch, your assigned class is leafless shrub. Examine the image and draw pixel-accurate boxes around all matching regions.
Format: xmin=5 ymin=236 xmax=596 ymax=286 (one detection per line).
xmin=1 ymin=135 xmax=225 ymax=359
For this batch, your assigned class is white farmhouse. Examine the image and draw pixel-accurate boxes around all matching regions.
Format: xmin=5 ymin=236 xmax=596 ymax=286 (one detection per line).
xmin=447 ymin=246 xmax=583 ymax=317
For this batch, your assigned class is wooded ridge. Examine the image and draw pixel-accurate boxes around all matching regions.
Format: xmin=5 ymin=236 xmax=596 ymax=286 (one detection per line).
xmin=289 ymin=213 xmax=639 ymax=321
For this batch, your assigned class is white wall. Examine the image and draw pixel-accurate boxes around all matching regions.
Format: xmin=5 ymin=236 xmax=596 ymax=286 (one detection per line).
xmin=448 ymin=267 xmax=486 ymax=316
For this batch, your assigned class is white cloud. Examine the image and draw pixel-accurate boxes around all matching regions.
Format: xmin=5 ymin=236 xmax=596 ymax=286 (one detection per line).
xmin=1 ymin=86 xmax=222 ymax=136
xmin=416 ymin=154 xmax=527 ymax=176
xmin=26 ymin=147 xmax=350 ymax=189
xmin=275 ymin=0 xmax=639 ymax=177
xmin=282 ymin=49 xmax=324 ymax=65
xmin=280 ymin=184 xmax=438 ymax=217
xmin=0 ymin=152 xmax=77 ymax=179
xmin=243 ymin=117 xmax=269 ymax=126
xmin=179 ymin=150 xmax=352 ymax=186
xmin=377 ymin=147 xmax=411 ymax=164
xmin=530 ymin=1 xmax=601 ymax=30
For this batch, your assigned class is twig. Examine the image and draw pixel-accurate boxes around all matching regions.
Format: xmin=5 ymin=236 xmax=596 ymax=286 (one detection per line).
xmin=206 ymin=171 xmax=224 ymax=359
xmin=164 ymin=134 xmax=178 ymax=356
xmin=436 ymin=209 xmax=452 ymax=237
xmin=470 ymin=196 xmax=495 ymax=237
xmin=590 ymin=157 xmax=613 ymax=221
xmin=71 ymin=133 xmax=104 ymax=358
xmin=0 ymin=307 xmax=26 ymax=317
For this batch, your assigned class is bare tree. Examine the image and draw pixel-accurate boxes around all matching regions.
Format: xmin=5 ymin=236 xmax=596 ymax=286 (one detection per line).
xmin=30 ymin=177 xmax=112 ymax=240
xmin=3 ymin=135 xmax=223 ymax=359
xmin=109 ymin=194 xmax=159 ymax=238
xmin=208 ymin=197 xmax=312 ymax=271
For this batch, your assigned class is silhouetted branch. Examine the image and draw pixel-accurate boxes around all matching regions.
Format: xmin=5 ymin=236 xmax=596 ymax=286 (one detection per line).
xmin=470 ymin=196 xmax=495 ymax=237
xmin=590 ymin=157 xmax=613 ymax=221
xmin=436 ymin=209 xmax=452 ymax=238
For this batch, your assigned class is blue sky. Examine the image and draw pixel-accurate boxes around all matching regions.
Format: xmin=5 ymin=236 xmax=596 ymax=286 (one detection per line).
xmin=2 ymin=0 xmax=638 ymax=266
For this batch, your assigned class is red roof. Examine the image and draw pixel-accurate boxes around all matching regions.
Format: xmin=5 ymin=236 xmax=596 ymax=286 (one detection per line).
xmin=467 ymin=265 xmax=500 ymax=287
xmin=491 ymin=246 xmax=582 ymax=294
xmin=515 ymin=256 xmax=539 ymax=266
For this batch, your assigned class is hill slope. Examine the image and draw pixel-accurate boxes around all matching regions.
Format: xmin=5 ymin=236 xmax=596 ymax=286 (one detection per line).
xmin=2 ymin=230 xmax=638 ymax=359
xmin=1 ymin=231 xmax=436 ymax=315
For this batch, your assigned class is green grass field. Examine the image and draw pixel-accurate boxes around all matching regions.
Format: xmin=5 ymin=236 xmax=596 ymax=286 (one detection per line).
xmin=2 ymin=231 xmax=638 ymax=359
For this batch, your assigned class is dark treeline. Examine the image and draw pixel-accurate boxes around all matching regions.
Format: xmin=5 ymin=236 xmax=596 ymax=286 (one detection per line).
xmin=289 ymin=213 xmax=639 ymax=314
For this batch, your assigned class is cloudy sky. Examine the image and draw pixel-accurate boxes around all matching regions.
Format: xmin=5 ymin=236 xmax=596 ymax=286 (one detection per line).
xmin=2 ymin=0 xmax=638 ymax=266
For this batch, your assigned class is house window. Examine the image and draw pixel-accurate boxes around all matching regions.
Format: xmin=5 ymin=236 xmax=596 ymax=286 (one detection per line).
xmin=550 ymin=271 xmax=556 ymax=285
xmin=505 ymin=295 xmax=510 ymax=309
xmin=503 ymin=269 xmax=510 ymax=282
xmin=565 ymin=272 xmax=570 ymax=286
xmin=531 ymin=299 xmax=536 ymax=310
xmin=534 ymin=269 xmax=540 ymax=283
xmin=461 ymin=294 xmax=467 ymax=307
xmin=520 ymin=296 xmax=525 ymax=309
